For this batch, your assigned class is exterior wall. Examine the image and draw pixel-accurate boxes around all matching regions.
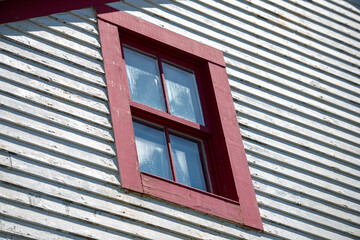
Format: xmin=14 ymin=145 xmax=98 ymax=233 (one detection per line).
xmin=0 ymin=1 xmax=359 ymax=240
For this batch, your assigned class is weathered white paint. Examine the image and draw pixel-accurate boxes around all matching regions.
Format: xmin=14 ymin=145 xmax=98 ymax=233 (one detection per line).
xmin=330 ymin=0 xmax=360 ymax=18
xmin=0 ymin=1 xmax=359 ymax=240
xmin=123 ymin=0 xmax=360 ymax=91
xmin=208 ymin=0 xmax=360 ymax=66
xmin=234 ymin=92 xmax=360 ymax=146
xmin=252 ymin=179 xmax=359 ymax=225
xmin=71 ymin=8 xmax=97 ymax=23
xmin=0 ymin=216 xmax=85 ymax=240
xmin=0 ymin=25 xmax=104 ymax=73
xmin=0 ymin=137 xmax=119 ymax=185
xmin=50 ymin=12 xmax=100 ymax=35
xmin=0 ymin=65 xmax=108 ymax=114
xmin=0 ymin=38 xmax=106 ymax=87
xmin=0 ymin=79 xmax=110 ymax=127
xmin=289 ymin=0 xmax=360 ymax=31
xmin=0 ymin=93 xmax=113 ymax=142
xmin=267 ymin=0 xmax=360 ymax=43
xmin=0 ymin=163 xmax=274 ymax=240
xmin=7 ymin=20 xmax=103 ymax=60
xmin=230 ymin=78 xmax=360 ymax=136
xmin=0 ymin=109 xmax=115 ymax=155
xmin=235 ymin=0 xmax=360 ymax=58
xmin=244 ymin=140 xmax=359 ymax=191
xmin=0 ymin=52 xmax=107 ymax=99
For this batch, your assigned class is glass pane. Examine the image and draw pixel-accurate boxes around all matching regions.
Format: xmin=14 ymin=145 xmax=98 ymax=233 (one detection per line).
xmin=133 ymin=121 xmax=173 ymax=180
xmin=163 ymin=62 xmax=204 ymax=125
xmin=170 ymin=134 xmax=207 ymax=191
xmin=123 ymin=47 xmax=166 ymax=111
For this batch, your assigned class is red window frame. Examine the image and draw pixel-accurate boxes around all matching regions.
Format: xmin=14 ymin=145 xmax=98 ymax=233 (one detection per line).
xmin=96 ymin=4 xmax=263 ymax=230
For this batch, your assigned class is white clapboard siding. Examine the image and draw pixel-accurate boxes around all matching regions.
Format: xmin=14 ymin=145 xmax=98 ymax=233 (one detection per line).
xmin=0 ymin=38 xmax=106 ymax=87
xmin=331 ymin=0 xmax=360 ymax=17
xmin=0 ymin=25 xmax=104 ymax=74
xmin=0 ymin=52 xmax=107 ymax=100
xmin=205 ymin=0 xmax=360 ymax=67
xmin=1 ymin=1 xmax=359 ymax=240
xmin=0 ymin=216 xmax=87 ymax=240
xmin=236 ymin=0 xmax=360 ymax=59
xmin=233 ymin=90 xmax=360 ymax=147
xmin=0 ymin=159 xmax=269 ymax=240
xmin=71 ymin=8 xmax=98 ymax=23
xmin=141 ymin=0 xmax=360 ymax=86
xmin=120 ymin=0 xmax=360 ymax=95
xmin=0 ymin=93 xmax=114 ymax=142
xmin=174 ymin=0 xmax=360 ymax=79
xmin=0 ymin=65 xmax=108 ymax=114
xmin=0 ymin=79 xmax=111 ymax=128
xmin=6 ymin=20 xmax=103 ymax=60
xmin=50 ymin=12 xmax=100 ymax=35
xmin=266 ymin=0 xmax=360 ymax=43
xmin=31 ymin=16 xmax=100 ymax=48
xmin=288 ymin=0 xmax=360 ymax=31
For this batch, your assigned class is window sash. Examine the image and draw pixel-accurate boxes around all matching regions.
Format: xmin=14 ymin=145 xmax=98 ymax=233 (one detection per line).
xmin=122 ymin=44 xmax=205 ymax=125
xmin=132 ymin=119 xmax=210 ymax=192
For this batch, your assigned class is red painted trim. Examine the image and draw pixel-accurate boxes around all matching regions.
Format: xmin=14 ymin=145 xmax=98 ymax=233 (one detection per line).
xmin=158 ymin=58 xmax=171 ymax=114
xmin=97 ymin=18 xmax=143 ymax=192
xmin=141 ymin=173 xmax=244 ymax=224
xmin=0 ymin=0 xmax=117 ymax=24
xmin=164 ymin=127 xmax=177 ymax=182
xmin=96 ymin=4 xmax=225 ymax=67
xmin=207 ymin=62 xmax=263 ymax=230
xmin=97 ymin=5 xmax=263 ymax=230
xmin=130 ymin=101 xmax=211 ymax=136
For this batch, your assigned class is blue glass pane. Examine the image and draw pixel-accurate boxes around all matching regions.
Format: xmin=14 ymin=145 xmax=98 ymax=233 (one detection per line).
xmin=123 ymin=47 xmax=166 ymax=111
xmin=163 ymin=62 xmax=204 ymax=125
xmin=170 ymin=134 xmax=207 ymax=191
xmin=133 ymin=122 xmax=173 ymax=180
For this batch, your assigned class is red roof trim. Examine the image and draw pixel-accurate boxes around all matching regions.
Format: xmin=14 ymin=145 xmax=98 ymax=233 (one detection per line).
xmin=0 ymin=0 xmax=116 ymax=24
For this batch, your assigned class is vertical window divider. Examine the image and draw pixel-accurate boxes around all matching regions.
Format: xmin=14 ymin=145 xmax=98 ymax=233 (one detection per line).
xmin=158 ymin=57 xmax=171 ymax=114
xmin=165 ymin=126 xmax=177 ymax=182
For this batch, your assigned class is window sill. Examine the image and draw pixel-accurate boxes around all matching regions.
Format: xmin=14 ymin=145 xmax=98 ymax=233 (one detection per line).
xmin=141 ymin=173 xmax=243 ymax=224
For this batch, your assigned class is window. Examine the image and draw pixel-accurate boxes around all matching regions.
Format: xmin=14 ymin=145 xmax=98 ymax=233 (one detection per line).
xmin=123 ymin=44 xmax=211 ymax=193
xmin=97 ymin=4 xmax=263 ymax=230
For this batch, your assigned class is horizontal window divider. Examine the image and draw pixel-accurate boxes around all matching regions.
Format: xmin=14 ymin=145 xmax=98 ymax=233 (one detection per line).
xmin=130 ymin=101 xmax=211 ymax=136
